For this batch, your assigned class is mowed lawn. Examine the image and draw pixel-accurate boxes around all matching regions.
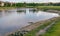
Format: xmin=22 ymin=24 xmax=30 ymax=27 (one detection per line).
xmin=42 ymin=20 xmax=60 ymax=36
xmin=37 ymin=6 xmax=60 ymax=10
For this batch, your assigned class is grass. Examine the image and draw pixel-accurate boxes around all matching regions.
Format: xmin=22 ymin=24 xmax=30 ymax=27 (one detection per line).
xmin=24 ymin=20 xmax=55 ymax=36
xmin=0 ymin=7 xmax=16 ymax=10
xmin=41 ymin=19 xmax=60 ymax=36
xmin=24 ymin=17 xmax=60 ymax=36
xmin=36 ymin=6 xmax=60 ymax=11
xmin=0 ymin=6 xmax=60 ymax=11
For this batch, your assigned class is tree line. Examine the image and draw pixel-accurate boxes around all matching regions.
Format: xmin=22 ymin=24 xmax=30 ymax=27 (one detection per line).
xmin=1 ymin=2 xmax=60 ymax=7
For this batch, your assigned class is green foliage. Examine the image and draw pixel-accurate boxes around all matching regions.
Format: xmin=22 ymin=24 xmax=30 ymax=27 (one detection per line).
xmin=16 ymin=3 xmax=26 ymax=7
xmin=1 ymin=2 xmax=60 ymax=7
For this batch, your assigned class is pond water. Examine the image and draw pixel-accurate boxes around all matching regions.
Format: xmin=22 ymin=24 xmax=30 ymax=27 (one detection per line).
xmin=0 ymin=8 xmax=59 ymax=36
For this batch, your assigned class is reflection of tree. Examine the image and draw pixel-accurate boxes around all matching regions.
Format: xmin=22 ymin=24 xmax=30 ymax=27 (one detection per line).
xmin=29 ymin=9 xmax=38 ymax=13
xmin=17 ymin=9 xmax=26 ymax=14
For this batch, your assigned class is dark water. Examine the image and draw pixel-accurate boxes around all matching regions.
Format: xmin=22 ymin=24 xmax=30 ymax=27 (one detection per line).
xmin=0 ymin=8 xmax=59 ymax=36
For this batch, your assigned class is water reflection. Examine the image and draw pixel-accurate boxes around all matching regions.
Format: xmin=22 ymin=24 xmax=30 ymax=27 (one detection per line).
xmin=0 ymin=8 xmax=59 ymax=36
xmin=17 ymin=8 xmax=38 ymax=13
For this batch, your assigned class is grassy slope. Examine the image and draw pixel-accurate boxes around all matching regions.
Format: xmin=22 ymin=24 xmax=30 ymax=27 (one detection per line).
xmin=24 ymin=20 xmax=55 ymax=36
xmin=42 ymin=20 xmax=60 ymax=36
xmin=37 ymin=6 xmax=60 ymax=11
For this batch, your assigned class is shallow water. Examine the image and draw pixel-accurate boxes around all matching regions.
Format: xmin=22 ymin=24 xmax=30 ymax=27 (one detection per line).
xmin=0 ymin=8 xmax=59 ymax=36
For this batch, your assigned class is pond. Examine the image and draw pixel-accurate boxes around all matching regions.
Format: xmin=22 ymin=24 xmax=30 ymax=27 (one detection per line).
xmin=0 ymin=8 xmax=59 ymax=36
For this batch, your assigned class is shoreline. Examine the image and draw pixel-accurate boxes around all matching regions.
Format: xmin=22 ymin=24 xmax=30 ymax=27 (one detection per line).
xmin=6 ymin=16 xmax=60 ymax=36
xmin=0 ymin=7 xmax=60 ymax=14
xmin=0 ymin=7 xmax=16 ymax=10
xmin=45 ymin=10 xmax=60 ymax=14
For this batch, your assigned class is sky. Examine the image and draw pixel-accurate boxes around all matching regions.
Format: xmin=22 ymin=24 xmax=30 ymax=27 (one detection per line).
xmin=0 ymin=0 xmax=60 ymax=3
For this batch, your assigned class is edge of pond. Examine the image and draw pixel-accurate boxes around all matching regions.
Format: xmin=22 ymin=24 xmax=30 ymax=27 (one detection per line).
xmin=6 ymin=16 xmax=60 ymax=36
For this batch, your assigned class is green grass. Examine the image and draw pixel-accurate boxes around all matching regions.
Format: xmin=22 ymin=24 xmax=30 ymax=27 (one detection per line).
xmin=0 ymin=7 xmax=16 ymax=10
xmin=1 ymin=6 xmax=60 ymax=11
xmin=41 ymin=20 xmax=60 ymax=36
xmin=24 ymin=17 xmax=60 ymax=36
xmin=36 ymin=6 xmax=60 ymax=11
xmin=24 ymin=20 xmax=54 ymax=36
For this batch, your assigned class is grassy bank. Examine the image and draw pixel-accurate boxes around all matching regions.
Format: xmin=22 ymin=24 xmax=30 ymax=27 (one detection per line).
xmin=24 ymin=17 xmax=60 ymax=36
xmin=0 ymin=6 xmax=60 ymax=11
xmin=36 ymin=6 xmax=60 ymax=11
xmin=7 ymin=17 xmax=59 ymax=36
xmin=24 ymin=21 xmax=52 ymax=36
xmin=41 ymin=18 xmax=60 ymax=36
xmin=8 ymin=19 xmax=53 ymax=36
xmin=0 ymin=7 xmax=16 ymax=10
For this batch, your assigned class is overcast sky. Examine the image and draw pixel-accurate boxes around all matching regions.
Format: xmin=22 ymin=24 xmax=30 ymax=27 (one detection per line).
xmin=0 ymin=0 xmax=60 ymax=3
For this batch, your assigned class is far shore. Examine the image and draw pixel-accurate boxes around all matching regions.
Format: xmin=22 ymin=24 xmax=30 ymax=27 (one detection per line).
xmin=0 ymin=6 xmax=60 ymax=14
xmin=0 ymin=7 xmax=16 ymax=10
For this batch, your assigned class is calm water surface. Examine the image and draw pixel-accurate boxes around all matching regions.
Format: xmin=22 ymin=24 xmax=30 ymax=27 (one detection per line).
xmin=0 ymin=8 xmax=59 ymax=36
